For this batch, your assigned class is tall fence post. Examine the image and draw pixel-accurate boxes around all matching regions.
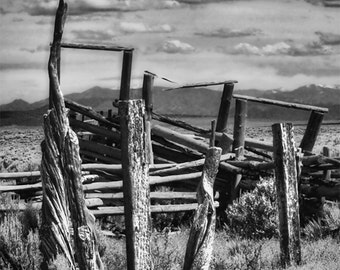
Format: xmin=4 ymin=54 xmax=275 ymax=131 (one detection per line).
xmin=119 ymin=50 xmax=133 ymax=101
xmin=299 ymin=111 xmax=324 ymax=153
xmin=142 ymin=73 xmax=154 ymax=164
xmin=41 ymin=1 xmax=103 ymax=269
xmin=183 ymin=145 xmax=222 ymax=270
xmin=272 ymin=123 xmax=301 ymax=268
xmin=119 ymin=99 xmax=151 ymax=270
xmin=230 ymin=99 xmax=247 ymax=201
xmin=215 ymin=83 xmax=234 ymax=216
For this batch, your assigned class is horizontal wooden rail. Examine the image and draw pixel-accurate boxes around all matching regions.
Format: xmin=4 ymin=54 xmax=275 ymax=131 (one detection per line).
xmin=163 ymin=80 xmax=237 ymax=91
xmin=70 ymin=118 xmax=120 ymax=142
xmin=0 ymin=172 xmax=202 ymax=192
xmin=0 ymin=171 xmax=41 ymax=179
xmin=85 ymin=191 xmax=198 ymax=200
xmin=91 ymin=202 xmax=220 ymax=216
xmin=150 ymin=153 xmax=234 ymax=176
xmin=152 ymin=112 xmax=210 ymax=134
xmin=152 ymin=124 xmax=210 ymax=154
xmin=0 ymin=163 xmax=174 ymax=180
xmin=200 ymin=132 xmax=273 ymax=152
xmin=65 ymin=99 xmax=119 ymax=128
xmin=80 ymin=150 xmax=121 ymax=164
xmin=60 ymin=42 xmax=133 ymax=52
xmin=233 ymin=94 xmax=328 ymax=113
xmin=79 ymin=139 xmax=121 ymax=160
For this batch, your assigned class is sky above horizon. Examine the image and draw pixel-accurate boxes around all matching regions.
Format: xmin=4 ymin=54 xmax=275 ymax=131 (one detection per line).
xmin=1 ymin=0 xmax=340 ymax=105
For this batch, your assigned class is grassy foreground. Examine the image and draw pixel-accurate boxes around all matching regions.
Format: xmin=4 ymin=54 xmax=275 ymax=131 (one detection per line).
xmin=0 ymin=178 xmax=339 ymax=269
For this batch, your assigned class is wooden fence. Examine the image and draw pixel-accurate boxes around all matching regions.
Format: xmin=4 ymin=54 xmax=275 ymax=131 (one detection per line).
xmin=1 ymin=0 xmax=340 ymax=269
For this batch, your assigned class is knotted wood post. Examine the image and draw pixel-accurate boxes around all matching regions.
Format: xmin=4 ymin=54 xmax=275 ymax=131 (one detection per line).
xmin=299 ymin=111 xmax=324 ymax=153
xmin=272 ymin=123 xmax=301 ymax=268
xmin=230 ymin=99 xmax=247 ymax=201
xmin=119 ymin=99 xmax=151 ymax=270
xmin=142 ymin=73 xmax=155 ymax=164
xmin=183 ymin=143 xmax=222 ymax=270
xmin=40 ymin=1 xmax=103 ymax=269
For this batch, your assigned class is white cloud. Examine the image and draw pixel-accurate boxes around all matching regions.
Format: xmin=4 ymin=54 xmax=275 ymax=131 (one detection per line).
xmin=234 ymin=42 xmax=332 ymax=56
xmin=119 ymin=22 xmax=173 ymax=34
xmin=160 ymin=40 xmax=195 ymax=54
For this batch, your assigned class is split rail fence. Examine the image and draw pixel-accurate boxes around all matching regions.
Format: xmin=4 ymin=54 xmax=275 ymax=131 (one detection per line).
xmin=1 ymin=0 xmax=340 ymax=269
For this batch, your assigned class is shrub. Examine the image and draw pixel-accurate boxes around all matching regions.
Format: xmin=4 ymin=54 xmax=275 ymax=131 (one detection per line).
xmin=224 ymin=177 xmax=278 ymax=239
xmin=0 ymin=194 xmax=42 ymax=270
xmin=303 ymin=202 xmax=340 ymax=240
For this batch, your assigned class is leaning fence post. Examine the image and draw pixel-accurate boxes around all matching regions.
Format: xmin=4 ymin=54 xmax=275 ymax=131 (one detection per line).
xmin=119 ymin=99 xmax=151 ymax=270
xmin=215 ymin=83 xmax=234 ymax=215
xmin=272 ymin=123 xmax=301 ymax=268
xmin=41 ymin=1 xmax=103 ymax=269
xmin=142 ymin=73 xmax=155 ymax=164
xmin=299 ymin=110 xmax=324 ymax=153
xmin=183 ymin=126 xmax=222 ymax=270
xmin=216 ymin=83 xmax=234 ymax=133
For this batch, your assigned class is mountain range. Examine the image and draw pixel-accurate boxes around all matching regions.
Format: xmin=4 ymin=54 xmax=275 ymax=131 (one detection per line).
xmin=1 ymin=84 xmax=339 ymax=126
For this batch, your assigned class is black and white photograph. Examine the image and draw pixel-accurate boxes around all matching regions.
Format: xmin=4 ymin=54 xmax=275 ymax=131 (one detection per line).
xmin=0 ymin=0 xmax=339 ymax=269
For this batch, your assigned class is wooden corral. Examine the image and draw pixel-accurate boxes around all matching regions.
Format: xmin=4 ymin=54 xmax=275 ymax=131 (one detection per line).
xmin=1 ymin=0 xmax=340 ymax=269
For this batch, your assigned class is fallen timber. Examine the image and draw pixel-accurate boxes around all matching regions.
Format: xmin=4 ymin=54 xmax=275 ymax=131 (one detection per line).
xmin=0 ymin=154 xmax=338 ymax=180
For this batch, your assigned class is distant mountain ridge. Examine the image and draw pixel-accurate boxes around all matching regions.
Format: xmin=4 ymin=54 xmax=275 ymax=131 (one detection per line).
xmin=1 ymin=84 xmax=339 ymax=126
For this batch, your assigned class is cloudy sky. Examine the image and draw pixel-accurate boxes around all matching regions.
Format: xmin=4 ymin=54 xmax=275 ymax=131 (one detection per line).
xmin=1 ymin=0 xmax=340 ymax=104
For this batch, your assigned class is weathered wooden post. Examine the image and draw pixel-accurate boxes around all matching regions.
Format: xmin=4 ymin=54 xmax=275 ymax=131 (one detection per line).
xmin=183 ymin=123 xmax=221 ymax=270
xmin=230 ymin=99 xmax=247 ymax=201
xmin=299 ymin=111 xmax=324 ymax=153
xmin=142 ymin=73 xmax=155 ymax=164
xmin=119 ymin=50 xmax=133 ymax=100
xmin=323 ymin=146 xmax=331 ymax=180
xmin=272 ymin=123 xmax=301 ymax=268
xmin=216 ymin=83 xmax=234 ymax=133
xmin=119 ymin=99 xmax=151 ymax=270
xmin=40 ymin=1 xmax=103 ymax=269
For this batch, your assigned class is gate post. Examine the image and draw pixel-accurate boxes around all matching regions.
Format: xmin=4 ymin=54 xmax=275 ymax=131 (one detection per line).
xmin=272 ymin=123 xmax=301 ymax=267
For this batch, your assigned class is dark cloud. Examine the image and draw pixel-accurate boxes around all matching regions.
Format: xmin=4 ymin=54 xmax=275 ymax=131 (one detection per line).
xmin=0 ymin=7 xmax=6 ymax=14
xmin=316 ymin=31 xmax=340 ymax=45
xmin=233 ymin=41 xmax=333 ymax=56
xmin=195 ymin=27 xmax=261 ymax=38
xmin=72 ymin=30 xmax=115 ymax=42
